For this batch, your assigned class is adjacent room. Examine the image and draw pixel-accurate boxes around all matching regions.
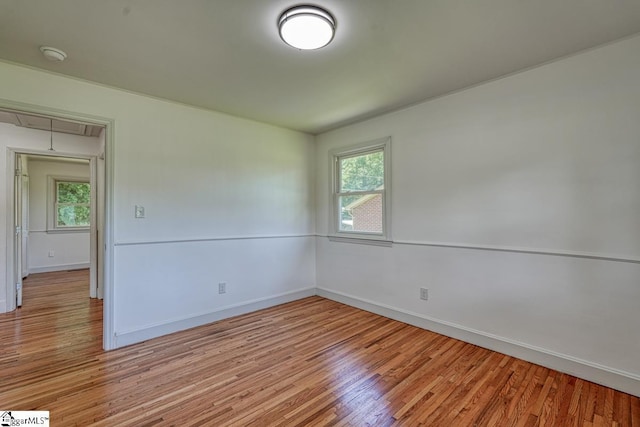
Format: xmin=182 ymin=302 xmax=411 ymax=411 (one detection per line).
xmin=0 ymin=1 xmax=639 ymax=425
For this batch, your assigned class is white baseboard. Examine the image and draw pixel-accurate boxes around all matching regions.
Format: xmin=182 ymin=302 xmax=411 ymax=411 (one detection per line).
xmin=114 ymin=287 xmax=317 ymax=348
xmin=0 ymin=299 xmax=6 ymax=313
xmin=317 ymin=287 xmax=640 ymax=397
xmin=28 ymin=263 xmax=90 ymax=274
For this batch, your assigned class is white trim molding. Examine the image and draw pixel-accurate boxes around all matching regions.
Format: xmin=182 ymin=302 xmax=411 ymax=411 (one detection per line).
xmin=328 ymin=236 xmax=393 ymax=247
xmin=317 ymin=287 xmax=640 ymax=397
xmin=28 ymin=263 xmax=90 ymax=275
xmin=114 ymin=287 xmax=317 ymax=348
xmin=394 ymin=239 xmax=640 ymax=264
xmin=114 ymin=233 xmax=315 ymax=247
xmin=317 ymin=234 xmax=640 ymax=265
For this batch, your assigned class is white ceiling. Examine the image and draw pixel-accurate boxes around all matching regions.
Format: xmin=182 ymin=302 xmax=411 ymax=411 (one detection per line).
xmin=0 ymin=1 xmax=639 ymax=134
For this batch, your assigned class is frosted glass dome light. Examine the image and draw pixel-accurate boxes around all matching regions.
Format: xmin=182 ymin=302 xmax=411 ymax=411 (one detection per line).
xmin=278 ymin=5 xmax=336 ymax=50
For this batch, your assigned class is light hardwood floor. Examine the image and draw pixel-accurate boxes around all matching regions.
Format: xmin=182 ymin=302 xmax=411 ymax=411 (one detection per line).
xmin=0 ymin=270 xmax=638 ymax=426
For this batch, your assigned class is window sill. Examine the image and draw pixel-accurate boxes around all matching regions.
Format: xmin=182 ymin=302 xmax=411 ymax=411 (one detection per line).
xmin=47 ymin=228 xmax=90 ymax=234
xmin=328 ymin=235 xmax=393 ymax=247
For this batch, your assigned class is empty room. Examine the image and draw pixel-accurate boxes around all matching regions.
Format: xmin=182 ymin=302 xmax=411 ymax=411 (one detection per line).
xmin=0 ymin=1 xmax=639 ymax=425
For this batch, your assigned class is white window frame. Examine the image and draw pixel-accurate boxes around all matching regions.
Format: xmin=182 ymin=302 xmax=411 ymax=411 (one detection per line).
xmin=47 ymin=175 xmax=91 ymax=232
xmin=329 ymin=137 xmax=392 ymax=245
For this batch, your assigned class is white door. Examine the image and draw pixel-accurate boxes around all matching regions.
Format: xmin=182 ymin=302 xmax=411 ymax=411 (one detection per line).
xmin=14 ymin=154 xmax=24 ymax=307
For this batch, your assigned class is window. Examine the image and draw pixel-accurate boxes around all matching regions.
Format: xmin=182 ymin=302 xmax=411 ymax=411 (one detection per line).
xmin=330 ymin=137 xmax=391 ymax=243
xmin=48 ymin=177 xmax=91 ymax=231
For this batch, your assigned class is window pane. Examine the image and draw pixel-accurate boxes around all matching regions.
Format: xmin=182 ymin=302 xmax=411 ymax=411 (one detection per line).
xmin=57 ymin=182 xmax=90 ymax=204
xmin=339 ymin=151 xmax=384 ymax=192
xmin=339 ymin=194 xmax=383 ymax=233
xmin=57 ymin=205 xmax=90 ymax=227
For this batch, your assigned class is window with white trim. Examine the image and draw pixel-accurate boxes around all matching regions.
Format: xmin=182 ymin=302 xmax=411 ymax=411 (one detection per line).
xmin=330 ymin=137 xmax=391 ymax=242
xmin=48 ymin=177 xmax=91 ymax=231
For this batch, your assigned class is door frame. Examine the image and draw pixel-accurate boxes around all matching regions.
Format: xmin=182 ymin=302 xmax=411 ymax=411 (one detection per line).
xmin=2 ymin=99 xmax=115 ymax=350
xmin=20 ymin=161 xmax=29 ymax=280
xmin=14 ymin=153 xmax=24 ymax=307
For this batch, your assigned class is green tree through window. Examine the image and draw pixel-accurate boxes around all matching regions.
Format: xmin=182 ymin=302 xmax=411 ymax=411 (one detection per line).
xmin=339 ymin=150 xmax=384 ymax=208
xmin=56 ymin=181 xmax=90 ymax=227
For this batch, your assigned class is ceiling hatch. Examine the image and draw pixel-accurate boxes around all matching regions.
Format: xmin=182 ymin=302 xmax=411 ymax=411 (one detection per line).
xmin=0 ymin=110 xmax=103 ymax=137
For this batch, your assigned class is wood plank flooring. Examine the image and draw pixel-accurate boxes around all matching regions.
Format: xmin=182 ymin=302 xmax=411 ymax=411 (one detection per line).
xmin=0 ymin=270 xmax=638 ymax=426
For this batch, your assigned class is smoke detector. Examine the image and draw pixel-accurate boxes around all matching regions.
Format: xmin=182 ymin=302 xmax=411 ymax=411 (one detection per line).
xmin=39 ymin=46 xmax=67 ymax=62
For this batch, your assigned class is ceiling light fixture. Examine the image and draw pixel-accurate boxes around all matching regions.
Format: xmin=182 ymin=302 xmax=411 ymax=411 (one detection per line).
xmin=40 ymin=46 xmax=67 ymax=62
xmin=278 ymin=5 xmax=336 ymax=50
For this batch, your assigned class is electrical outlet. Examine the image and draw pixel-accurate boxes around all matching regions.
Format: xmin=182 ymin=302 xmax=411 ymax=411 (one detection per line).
xmin=420 ymin=287 xmax=429 ymax=301
xmin=218 ymin=282 xmax=227 ymax=294
xmin=48 ymin=250 xmax=55 ymax=257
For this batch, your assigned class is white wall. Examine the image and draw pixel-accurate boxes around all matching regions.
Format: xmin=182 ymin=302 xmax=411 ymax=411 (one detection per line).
xmin=315 ymin=35 xmax=640 ymax=395
xmin=0 ymin=62 xmax=316 ymax=346
xmin=0 ymin=123 xmax=100 ymax=310
xmin=27 ymin=157 xmax=91 ymax=273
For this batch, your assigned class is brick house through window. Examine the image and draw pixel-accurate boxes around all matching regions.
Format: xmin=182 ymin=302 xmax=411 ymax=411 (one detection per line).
xmin=345 ymin=193 xmax=383 ymax=233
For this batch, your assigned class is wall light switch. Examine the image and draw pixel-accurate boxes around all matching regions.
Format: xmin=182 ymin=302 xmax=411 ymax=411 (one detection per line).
xmin=135 ymin=205 xmax=145 ymax=219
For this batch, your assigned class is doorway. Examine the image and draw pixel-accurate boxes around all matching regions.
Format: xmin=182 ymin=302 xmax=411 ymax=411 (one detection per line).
xmin=14 ymin=152 xmax=98 ymax=306
xmin=2 ymin=104 xmax=114 ymax=349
